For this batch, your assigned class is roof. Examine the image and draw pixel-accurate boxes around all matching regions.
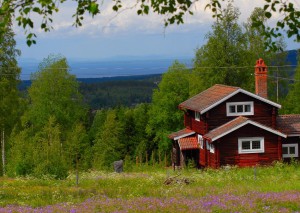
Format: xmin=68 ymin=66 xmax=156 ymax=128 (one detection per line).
xmin=178 ymin=84 xmax=281 ymax=114
xmin=204 ymin=116 xmax=286 ymax=142
xmin=178 ymin=136 xmax=199 ymax=150
xmin=277 ymin=114 xmax=300 ymax=136
xmin=168 ymin=128 xmax=195 ymax=140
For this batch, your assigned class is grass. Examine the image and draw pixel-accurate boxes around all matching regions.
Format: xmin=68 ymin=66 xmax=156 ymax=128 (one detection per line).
xmin=0 ymin=162 xmax=300 ymax=212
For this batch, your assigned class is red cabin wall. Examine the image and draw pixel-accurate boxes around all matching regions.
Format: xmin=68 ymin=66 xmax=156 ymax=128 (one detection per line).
xmin=218 ymin=124 xmax=280 ymax=167
xmin=206 ymin=93 xmax=276 ymax=131
xmin=199 ymin=149 xmax=206 ymax=166
xmin=184 ymin=110 xmax=207 ymax=134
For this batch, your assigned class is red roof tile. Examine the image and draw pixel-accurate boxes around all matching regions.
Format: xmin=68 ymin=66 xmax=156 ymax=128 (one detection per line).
xmin=277 ymin=114 xmax=300 ymax=136
xmin=168 ymin=128 xmax=195 ymax=140
xmin=204 ymin=116 xmax=286 ymax=142
xmin=178 ymin=136 xmax=199 ymax=150
xmin=179 ymin=84 xmax=239 ymax=112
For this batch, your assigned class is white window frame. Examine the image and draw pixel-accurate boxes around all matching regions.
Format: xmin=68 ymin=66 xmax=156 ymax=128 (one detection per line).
xmin=282 ymin=144 xmax=299 ymax=158
xmin=198 ymin=135 xmax=203 ymax=149
xmin=238 ymin=137 xmax=264 ymax=154
xmin=206 ymin=141 xmax=210 ymax=150
xmin=226 ymin=101 xmax=254 ymax=116
xmin=210 ymin=144 xmax=215 ymax=153
xmin=195 ymin=111 xmax=200 ymax=121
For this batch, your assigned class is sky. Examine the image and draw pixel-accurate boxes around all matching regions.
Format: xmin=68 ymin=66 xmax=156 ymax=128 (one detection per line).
xmin=14 ymin=0 xmax=300 ymax=61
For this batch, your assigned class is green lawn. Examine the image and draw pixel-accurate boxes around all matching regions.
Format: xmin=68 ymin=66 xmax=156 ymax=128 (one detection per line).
xmin=1 ymin=162 xmax=300 ymax=212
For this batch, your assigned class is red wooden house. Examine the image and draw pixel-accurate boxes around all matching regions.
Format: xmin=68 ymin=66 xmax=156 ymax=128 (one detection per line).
xmin=169 ymin=59 xmax=300 ymax=168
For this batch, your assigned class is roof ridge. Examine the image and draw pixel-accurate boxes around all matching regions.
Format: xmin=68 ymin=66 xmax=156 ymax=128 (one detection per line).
xmin=207 ymin=116 xmax=248 ymax=134
xmin=215 ymin=84 xmax=240 ymax=89
xmin=205 ymin=116 xmax=286 ymax=142
xmin=179 ymin=84 xmax=239 ymax=107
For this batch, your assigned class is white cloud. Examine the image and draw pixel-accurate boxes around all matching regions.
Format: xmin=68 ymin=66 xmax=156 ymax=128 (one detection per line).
xmin=14 ymin=0 xmax=299 ymax=59
xmin=13 ymin=0 xmax=300 ymax=39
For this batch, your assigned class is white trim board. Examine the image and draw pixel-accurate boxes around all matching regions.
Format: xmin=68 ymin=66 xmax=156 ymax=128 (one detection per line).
xmin=209 ymin=120 xmax=286 ymax=142
xmin=201 ymin=89 xmax=281 ymax=114
xmin=174 ymin=132 xmax=195 ymax=140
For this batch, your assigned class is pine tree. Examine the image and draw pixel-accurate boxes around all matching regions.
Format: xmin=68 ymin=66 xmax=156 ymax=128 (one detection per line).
xmin=283 ymin=52 xmax=300 ymax=114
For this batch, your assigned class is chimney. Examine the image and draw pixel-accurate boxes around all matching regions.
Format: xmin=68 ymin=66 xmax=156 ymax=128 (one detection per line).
xmin=255 ymin=58 xmax=268 ymax=99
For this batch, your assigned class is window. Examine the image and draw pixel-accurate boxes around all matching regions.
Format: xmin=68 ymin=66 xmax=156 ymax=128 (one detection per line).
xmin=282 ymin=144 xmax=298 ymax=158
xmin=198 ymin=135 xmax=203 ymax=149
xmin=238 ymin=137 xmax=264 ymax=154
xmin=210 ymin=144 xmax=215 ymax=153
xmin=195 ymin=111 xmax=200 ymax=121
xmin=226 ymin=102 xmax=254 ymax=116
xmin=206 ymin=141 xmax=210 ymax=150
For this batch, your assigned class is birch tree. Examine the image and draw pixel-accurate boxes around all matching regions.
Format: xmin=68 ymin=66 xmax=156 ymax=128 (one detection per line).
xmin=0 ymin=16 xmax=21 ymax=176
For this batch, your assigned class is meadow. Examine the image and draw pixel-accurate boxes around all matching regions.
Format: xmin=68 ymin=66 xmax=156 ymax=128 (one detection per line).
xmin=1 ymin=162 xmax=300 ymax=212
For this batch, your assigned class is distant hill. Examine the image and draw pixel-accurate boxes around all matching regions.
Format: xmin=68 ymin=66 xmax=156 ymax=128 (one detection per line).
xmin=17 ymin=50 xmax=298 ymax=109
xmin=79 ymin=74 xmax=161 ymax=109
xmin=19 ymin=74 xmax=162 ymax=109
xmin=286 ymin=49 xmax=298 ymax=65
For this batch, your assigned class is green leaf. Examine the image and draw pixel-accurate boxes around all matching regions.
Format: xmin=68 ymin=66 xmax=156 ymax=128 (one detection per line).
xmin=88 ymin=2 xmax=99 ymax=15
xmin=204 ymin=4 xmax=211 ymax=11
xmin=27 ymin=40 xmax=32 ymax=46
xmin=144 ymin=5 xmax=149 ymax=15
xmin=28 ymin=19 xmax=34 ymax=28
xmin=263 ymin=4 xmax=269 ymax=10
xmin=112 ymin=5 xmax=118 ymax=11
xmin=24 ymin=7 xmax=31 ymax=15
xmin=33 ymin=7 xmax=41 ymax=13
xmin=265 ymin=12 xmax=272 ymax=18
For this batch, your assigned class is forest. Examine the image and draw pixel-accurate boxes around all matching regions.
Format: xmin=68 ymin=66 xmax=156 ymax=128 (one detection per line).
xmin=19 ymin=74 xmax=162 ymax=110
xmin=0 ymin=4 xmax=300 ymax=179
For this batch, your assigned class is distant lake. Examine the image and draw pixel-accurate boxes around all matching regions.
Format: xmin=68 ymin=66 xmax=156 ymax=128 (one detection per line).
xmin=19 ymin=58 xmax=193 ymax=80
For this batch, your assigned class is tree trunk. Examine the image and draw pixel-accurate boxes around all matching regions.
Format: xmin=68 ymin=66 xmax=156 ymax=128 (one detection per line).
xmin=76 ymin=154 xmax=79 ymax=186
xmin=1 ymin=129 xmax=5 ymax=176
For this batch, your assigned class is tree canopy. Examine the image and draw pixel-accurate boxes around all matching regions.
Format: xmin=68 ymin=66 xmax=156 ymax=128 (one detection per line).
xmin=7 ymin=55 xmax=88 ymax=178
xmin=0 ymin=0 xmax=298 ymax=50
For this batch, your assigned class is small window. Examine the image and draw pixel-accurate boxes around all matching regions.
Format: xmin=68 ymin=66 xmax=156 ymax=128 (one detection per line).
xmin=238 ymin=137 xmax=264 ymax=154
xmin=226 ymin=102 xmax=254 ymax=116
xmin=198 ymin=135 xmax=203 ymax=149
xmin=210 ymin=144 xmax=215 ymax=153
xmin=195 ymin=111 xmax=200 ymax=121
xmin=237 ymin=105 xmax=243 ymax=113
xmin=242 ymin=141 xmax=251 ymax=150
xmin=244 ymin=104 xmax=251 ymax=112
xmin=282 ymin=147 xmax=288 ymax=155
xmin=229 ymin=105 xmax=236 ymax=113
xmin=206 ymin=141 xmax=210 ymax=150
xmin=252 ymin=140 xmax=261 ymax=149
xmin=282 ymin=144 xmax=298 ymax=158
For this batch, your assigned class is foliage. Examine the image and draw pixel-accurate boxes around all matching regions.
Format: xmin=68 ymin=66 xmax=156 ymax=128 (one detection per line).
xmin=7 ymin=55 xmax=88 ymax=179
xmin=27 ymin=55 xmax=86 ymax=130
xmin=282 ymin=50 xmax=300 ymax=113
xmin=251 ymin=0 xmax=300 ymax=51
xmin=0 ymin=15 xmax=21 ymax=176
xmin=32 ymin=116 xmax=68 ymax=179
xmin=0 ymin=0 xmax=298 ymax=50
xmin=192 ymin=4 xmax=252 ymax=94
xmin=93 ymin=109 xmax=123 ymax=170
xmin=147 ymin=61 xmax=190 ymax=154
xmin=79 ymin=75 xmax=161 ymax=109
xmin=192 ymin=4 xmax=286 ymax=96
xmin=66 ymin=122 xmax=91 ymax=171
